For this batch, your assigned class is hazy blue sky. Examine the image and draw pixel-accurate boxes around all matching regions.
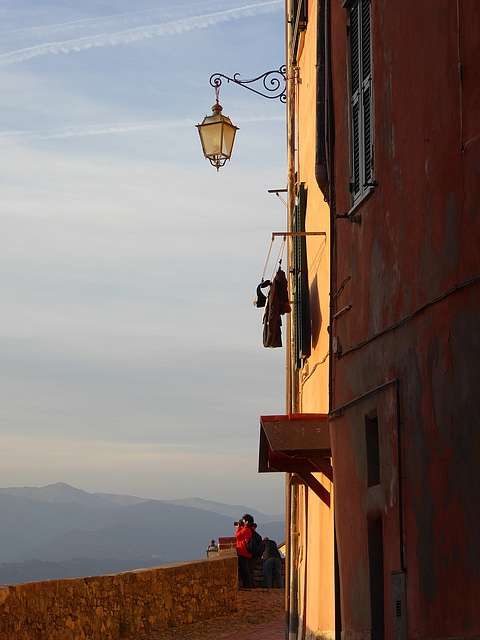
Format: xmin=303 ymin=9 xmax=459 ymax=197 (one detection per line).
xmin=0 ymin=1 xmax=289 ymax=513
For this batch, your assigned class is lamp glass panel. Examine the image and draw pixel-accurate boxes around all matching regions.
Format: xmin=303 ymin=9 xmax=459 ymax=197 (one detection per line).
xmin=222 ymin=123 xmax=237 ymax=158
xmin=200 ymin=121 xmax=224 ymax=157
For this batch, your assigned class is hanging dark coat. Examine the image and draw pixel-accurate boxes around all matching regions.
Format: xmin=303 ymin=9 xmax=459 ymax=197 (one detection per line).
xmin=263 ymin=268 xmax=291 ymax=348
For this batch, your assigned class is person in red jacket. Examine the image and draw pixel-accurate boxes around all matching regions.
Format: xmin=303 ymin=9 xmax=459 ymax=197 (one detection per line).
xmin=235 ymin=513 xmax=256 ymax=588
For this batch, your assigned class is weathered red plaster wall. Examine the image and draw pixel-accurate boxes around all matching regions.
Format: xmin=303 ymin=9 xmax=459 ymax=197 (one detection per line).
xmin=328 ymin=1 xmax=480 ymax=639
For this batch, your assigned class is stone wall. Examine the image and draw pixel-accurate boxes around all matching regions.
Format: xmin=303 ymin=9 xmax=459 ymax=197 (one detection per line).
xmin=0 ymin=554 xmax=238 ymax=640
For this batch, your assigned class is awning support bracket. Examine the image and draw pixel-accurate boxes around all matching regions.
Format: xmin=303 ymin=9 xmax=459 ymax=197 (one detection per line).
xmin=306 ymin=454 xmax=333 ymax=482
xmin=295 ymin=471 xmax=331 ymax=507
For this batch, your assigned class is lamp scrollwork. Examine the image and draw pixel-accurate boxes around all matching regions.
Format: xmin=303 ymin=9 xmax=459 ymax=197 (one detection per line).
xmin=209 ymin=66 xmax=287 ymax=103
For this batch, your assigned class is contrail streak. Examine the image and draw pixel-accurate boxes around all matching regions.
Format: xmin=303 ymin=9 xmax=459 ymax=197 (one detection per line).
xmin=0 ymin=1 xmax=282 ymax=67
xmin=0 ymin=115 xmax=285 ymax=140
xmin=1 ymin=1 xmax=226 ymax=37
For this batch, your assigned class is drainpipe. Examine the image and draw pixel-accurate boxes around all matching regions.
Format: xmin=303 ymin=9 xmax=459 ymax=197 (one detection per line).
xmin=286 ymin=6 xmax=297 ymax=418
xmin=286 ymin=1 xmax=299 ymax=639
xmin=285 ymin=472 xmax=292 ymax=638
xmin=315 ymin=0 xmax=328 ymax=199
xmin=289 ymin=481 xmax=299 ymax=640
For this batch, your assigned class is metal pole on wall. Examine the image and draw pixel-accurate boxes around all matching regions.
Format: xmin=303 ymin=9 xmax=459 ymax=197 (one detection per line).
xmin=285 ymin=1 xmax=299 ymax=639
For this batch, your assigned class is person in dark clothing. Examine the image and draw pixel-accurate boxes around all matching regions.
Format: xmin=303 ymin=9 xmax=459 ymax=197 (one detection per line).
xmin=263 ymin=267 xmax=291 ymax=348
xmin=235 ymin=514 xmax=257 ymax=588
xmin=262 ymin=537 xmax=284 ymax=588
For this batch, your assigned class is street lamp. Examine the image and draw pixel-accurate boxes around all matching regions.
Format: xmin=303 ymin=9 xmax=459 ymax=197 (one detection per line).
xmin=196 ymin=87 xmax=239 ymax=171
xmin=196 ymin=67 xmax=286 ymax=171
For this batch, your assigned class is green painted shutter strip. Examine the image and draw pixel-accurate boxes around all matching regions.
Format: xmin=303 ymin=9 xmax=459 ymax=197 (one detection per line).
xmin=294 ymin=184 xmax=310 ymax=370
xmin=363 ymin=82 xmax=372 ymax=184
xmin=351 ymin=7 xmax=360 ymax=95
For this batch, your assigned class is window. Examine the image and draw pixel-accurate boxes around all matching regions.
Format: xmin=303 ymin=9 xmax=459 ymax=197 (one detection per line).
xmin=349 ymin=0 xmax=374 ymax=202
xmin=291 ymin=0 xmax=308 ymax=59
xmin=292 ymin=0 xmax=308 ymax=31
xmin=293 ymin=184 xmax=310 ymax=369
xmin=365 ymin=413 xmax=380 ymax=487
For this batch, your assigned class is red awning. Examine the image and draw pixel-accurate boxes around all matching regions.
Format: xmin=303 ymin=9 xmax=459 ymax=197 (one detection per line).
xmin=258 ymin=413 xmax=332 ymax=506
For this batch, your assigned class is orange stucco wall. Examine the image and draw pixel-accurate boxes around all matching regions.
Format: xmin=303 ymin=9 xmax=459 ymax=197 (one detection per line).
xmin=291 ymin=1 xmax=335 ymax=638
xmin=296 ymin=0 xmax=330 ymax=420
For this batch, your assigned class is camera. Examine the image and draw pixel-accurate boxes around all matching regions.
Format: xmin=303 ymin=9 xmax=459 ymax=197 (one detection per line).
xmin=234 ymin=519 xmax=244 ymax=526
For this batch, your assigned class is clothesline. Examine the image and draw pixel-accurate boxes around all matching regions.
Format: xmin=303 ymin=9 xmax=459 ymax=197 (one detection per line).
xmin=260 ymin=235 xmax=287 ymax=285
xmin=260 ymin=231 xmax=327 ymax=282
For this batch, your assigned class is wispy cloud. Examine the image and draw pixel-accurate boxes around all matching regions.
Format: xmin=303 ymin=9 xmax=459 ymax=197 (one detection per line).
xmin=0 ymin=1 xmax=283 ymax=67
xmin=1 ymin=119 xmax=195 ymax=139
xmin=0 ymin=115 xmax=285 ymax=140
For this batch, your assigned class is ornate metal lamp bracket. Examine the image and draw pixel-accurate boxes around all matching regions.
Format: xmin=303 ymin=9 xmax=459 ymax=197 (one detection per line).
xmin=209 ymin=66 xmax=287 ymax=103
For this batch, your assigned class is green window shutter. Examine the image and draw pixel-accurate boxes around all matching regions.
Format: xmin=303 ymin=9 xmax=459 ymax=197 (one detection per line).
xmin=292 ymin=0 xmax=308 ymax=58
xmin=352 ymin=99 xmax=361 ymax=195
xmin=349 ymin=0 xmax=373 ymax=201
xmin=350 ymin=2 xmax=361 ymax=197
xmin=361 ymin=0 xmax=371 ymax=78
xmin=350 ymin=4 xmax=360 ymax=96
xmin=361 ymin=0 xmax=373 ymax=187
xmin=293 ymin=0 xmax=308 ymax=31
xmin=293 ymin=184 xmax=310 ymax=370
xmin=363 ymin=81 xmax=373 ymax=185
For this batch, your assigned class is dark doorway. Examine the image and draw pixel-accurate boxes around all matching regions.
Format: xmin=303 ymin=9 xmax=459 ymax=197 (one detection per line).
xmin=368 ymin=516 xmax=385 ymax=640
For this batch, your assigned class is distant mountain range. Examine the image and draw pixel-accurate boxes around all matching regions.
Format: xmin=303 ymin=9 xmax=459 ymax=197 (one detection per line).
xmin=0 ymin=483 xmax=285 ymax=585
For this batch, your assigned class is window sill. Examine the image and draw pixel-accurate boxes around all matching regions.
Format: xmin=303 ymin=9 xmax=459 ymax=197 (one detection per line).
xmin=348 ymin=184 xmax=376 ymax=216
xmin=336 ymin=185 xmax=376 ymax=224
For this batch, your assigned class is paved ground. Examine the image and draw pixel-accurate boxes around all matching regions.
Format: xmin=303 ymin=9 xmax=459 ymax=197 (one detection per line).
xmin=217 ymin=615 xmax=285 ymax=639
xmin=129 ymin=588 xmax=285 ymax=640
